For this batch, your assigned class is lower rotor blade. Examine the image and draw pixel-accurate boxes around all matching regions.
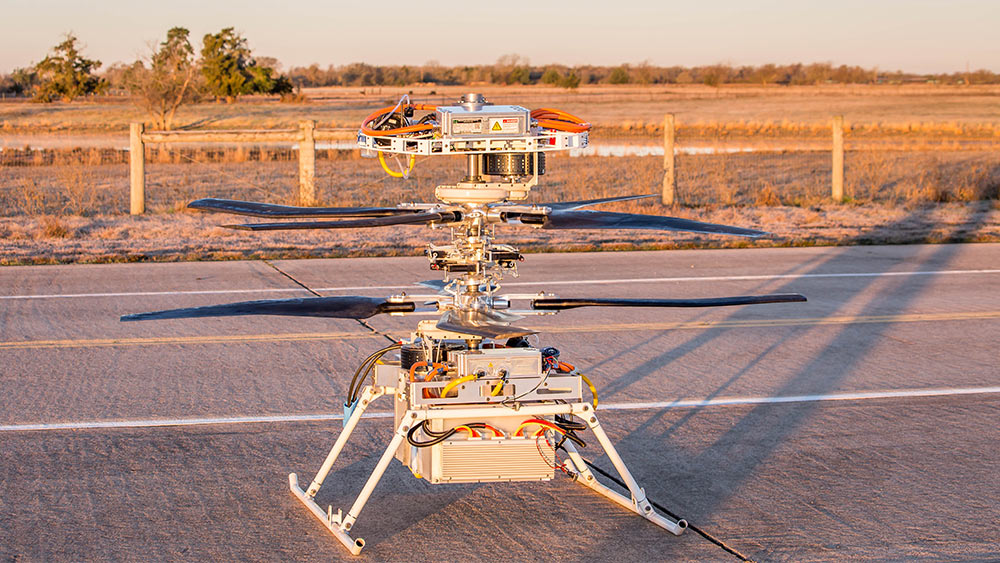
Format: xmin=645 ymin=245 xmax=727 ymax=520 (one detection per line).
xmin=524 ymin=209 xmax=767 ymax=237
xmin=225 ymin=211 xmax=460 ymax=231
xmin=188 ymin=198 xmax=418 ymax=218
xmin=532 ymin=294 xmax=807 ymax=311
xmin=542 ymin=194 xmax=657 ymax=211
xmin=121 ymin=296 xmax=414 ymax=321
xmin=415 ymin=279 xmax=449 ymax=291
xmin=436 ymin=309 xmax=536 ymax=339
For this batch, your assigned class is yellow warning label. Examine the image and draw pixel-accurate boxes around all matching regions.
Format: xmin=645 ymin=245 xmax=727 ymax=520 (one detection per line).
xmin=488 ymin=117 xmax=521 ymax=134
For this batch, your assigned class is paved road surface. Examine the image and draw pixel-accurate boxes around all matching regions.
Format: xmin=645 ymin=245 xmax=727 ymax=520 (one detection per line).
xmin=1 ymin=244 xmax=998 ymax=561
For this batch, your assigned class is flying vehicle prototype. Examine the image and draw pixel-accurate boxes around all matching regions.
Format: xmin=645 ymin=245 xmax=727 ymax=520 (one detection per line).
xmin=123 ymin=94 xmax=805 ymax=555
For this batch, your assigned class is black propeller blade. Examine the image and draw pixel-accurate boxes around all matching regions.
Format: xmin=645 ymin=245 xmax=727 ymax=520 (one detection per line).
xmin=542 ymin=194 xmax=657 ymax=211
xmin=525 ymin=209 xmax=768 ymax=237
xmin=121 ymin=296 xmax=414 ymax=321
xmin=531 ymin=294 xmax=806 ymax=311
xmin=188 ymin=198 xmax=418 ymax=218
xmin=436 ymin=309 xmax=536 ymax=339
xmin=224 ymin=211 xmax=461 ymax=231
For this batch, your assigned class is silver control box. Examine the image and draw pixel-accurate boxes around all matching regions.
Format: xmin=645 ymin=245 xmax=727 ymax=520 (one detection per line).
xmin=437 ymin=104 xmax=531 ymax=137
xmin=453 ymin=348 xmax=541 ymax=380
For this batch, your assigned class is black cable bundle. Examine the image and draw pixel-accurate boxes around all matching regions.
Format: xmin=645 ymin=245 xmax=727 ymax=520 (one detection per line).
xmin=345 ymin=342 xmax=401 ymax=408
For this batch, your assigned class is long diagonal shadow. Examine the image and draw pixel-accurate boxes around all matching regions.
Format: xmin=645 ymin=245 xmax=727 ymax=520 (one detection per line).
xmin=592 ymin=249 xmax=834 ymax=401
xmin=576 ymin=203 xmax=994 ymax=559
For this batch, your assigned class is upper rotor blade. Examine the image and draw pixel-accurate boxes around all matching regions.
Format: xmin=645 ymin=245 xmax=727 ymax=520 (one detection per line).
xmin=532 ymin=294 xmax=807 ymax=310
xmin=225 ymin=211 xmax=460 ymax=231
xmin=436 ymin=309 xmax=536 ymax=339
xmin=188 ymin=198 xmax=416 ymax=218
xmin=542 ymin=194 xmax=657 ymax=211
xmin=528 ymin=209 xmax=767 ymax=237
xmin=121 ymin=296 xmax=414 ymax=321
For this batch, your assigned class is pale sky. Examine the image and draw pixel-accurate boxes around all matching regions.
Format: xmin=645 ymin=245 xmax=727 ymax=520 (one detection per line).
xmin=1 ymin=0 xmax=997 ymax=74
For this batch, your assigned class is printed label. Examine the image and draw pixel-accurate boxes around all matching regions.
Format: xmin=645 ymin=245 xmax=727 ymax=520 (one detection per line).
xmin=488 ymin=117 xmax=521 ymax=134
xmin=452 ymin=118 xmax=482 ymax=134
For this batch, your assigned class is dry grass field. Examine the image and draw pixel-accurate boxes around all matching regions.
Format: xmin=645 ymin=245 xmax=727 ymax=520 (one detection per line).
xmin=2 ymin=84 xmax=999 ymax=264
xmin=3 ymin=83 xmax=1000 ymax=134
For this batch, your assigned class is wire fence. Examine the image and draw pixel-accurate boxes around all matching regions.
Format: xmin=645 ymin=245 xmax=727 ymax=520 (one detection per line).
xmin=2 ymin=119 xmax=998 ymax=217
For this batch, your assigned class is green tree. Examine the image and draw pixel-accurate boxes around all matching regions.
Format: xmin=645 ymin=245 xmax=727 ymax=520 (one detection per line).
xmin=607 ymin=66 xmax=630 ymax=84
xmin=559 ymin=71 xmax=581 ymax=89
xmin=125 ymin=27 xmax=201 ymax=129
xmin=200 ymin=27 xmax=252 ymax=102
xmin=0 ymin=68 xmax=37 ymax=96
xmin=32 ymin=34 xmax=104 ymax=102
xmin=541 ymin=68 xmax=562 ymax=85
xmin=246 ymin=64 xmax=293 ymax=94
xmin=506 ymin=66 xmax=531 ymax=85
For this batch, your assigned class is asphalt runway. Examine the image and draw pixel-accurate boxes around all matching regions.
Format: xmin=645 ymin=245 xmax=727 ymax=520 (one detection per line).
xmin=1 ymin=244 xmax=998 ymax=561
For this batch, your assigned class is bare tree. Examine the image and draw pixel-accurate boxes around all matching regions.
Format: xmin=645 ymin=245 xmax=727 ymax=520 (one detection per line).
xmin=125 ymin=27 xmax=200 ymax=129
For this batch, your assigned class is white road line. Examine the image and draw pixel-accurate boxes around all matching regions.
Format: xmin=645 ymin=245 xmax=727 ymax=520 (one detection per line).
xmin=3 ymin=385 xmax=998 ymax=433
xmin=3 ymin=269 xmax=999 ymax=300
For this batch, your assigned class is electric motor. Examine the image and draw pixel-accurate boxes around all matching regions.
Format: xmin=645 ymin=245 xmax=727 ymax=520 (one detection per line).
xmin=483 ymin=153 xmax=545 ymax=177
xmin=400 ymin=341 xmax=465 ymax=369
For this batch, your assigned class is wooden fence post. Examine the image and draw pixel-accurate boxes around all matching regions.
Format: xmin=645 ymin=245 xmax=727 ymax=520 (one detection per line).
xmin=662 ymin=114 xmax=676 ymax=205
xmin=129 ymin=122 xmax=145 ymax=215
xmin=298 ymin=120 xmax=317 ymax=206
xmin=832 ymin=115 xmax=845 ymax=201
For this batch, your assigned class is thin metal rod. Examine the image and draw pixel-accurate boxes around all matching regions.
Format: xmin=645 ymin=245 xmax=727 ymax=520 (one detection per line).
xmin=306 ymin=386 xmax=382 ymax=497
xmin=466 ymin=154 xmax=482 ymax=181
xmin=342 ymin=417 xmax=415 ymax=527
xmin=587 ymin=417 xmax=645 ymax=498
xmin=570 ymin=419 xmax=686 ymax=535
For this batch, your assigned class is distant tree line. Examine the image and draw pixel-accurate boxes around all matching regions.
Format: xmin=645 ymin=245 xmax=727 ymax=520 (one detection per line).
xmin=282 ymin=58 xmax=999 ymax=88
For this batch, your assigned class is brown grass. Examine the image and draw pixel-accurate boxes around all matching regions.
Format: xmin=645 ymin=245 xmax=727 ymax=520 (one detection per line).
xmin=2 ymin=150 xmax=998 ymax=218
xmin=2 ymin=84 xmax=998 ymax=264
xmin=38 ymin=215 xmax=71 ymax=239
xmin=3 ymin=84 xmax=1000 ymax=135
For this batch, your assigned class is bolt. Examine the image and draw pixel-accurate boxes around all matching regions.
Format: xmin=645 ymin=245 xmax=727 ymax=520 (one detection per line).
xmin=344 ymin=523 xmax=352 ymax=530
xmin=590 ymin=417 xmax=596 ymax=423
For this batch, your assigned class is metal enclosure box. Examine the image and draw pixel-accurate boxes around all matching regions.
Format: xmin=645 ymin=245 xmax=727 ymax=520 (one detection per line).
xmin=437 ymin=104 xmax=531 ymax=137
xmin=453 ymin=348 xmax=541 ymax=379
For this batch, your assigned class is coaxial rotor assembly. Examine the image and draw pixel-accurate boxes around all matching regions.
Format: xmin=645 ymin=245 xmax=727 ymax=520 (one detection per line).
xmin=122 ymin=91 xmax=806 ymax=557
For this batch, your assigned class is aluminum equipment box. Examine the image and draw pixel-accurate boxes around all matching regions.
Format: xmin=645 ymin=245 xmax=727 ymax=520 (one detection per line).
xmin=437 ymin=104 xmax=531 ymax=137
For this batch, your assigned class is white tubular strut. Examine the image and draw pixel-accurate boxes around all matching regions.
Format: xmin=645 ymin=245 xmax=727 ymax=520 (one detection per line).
xmin=562 ymin=415 xmax=687 ymax=535
xmin=290 ymin=405 xmax=420 ymax=556
xmin=340 ymin=416 xmax=416 ymax=530
xmin=289 ymin=473 xmax=365 ymax=555
xmin=304 ymin=386 xmax=383 ymax=498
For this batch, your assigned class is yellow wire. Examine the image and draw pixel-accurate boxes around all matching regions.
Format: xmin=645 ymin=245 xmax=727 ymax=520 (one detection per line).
xmin=490 ymin=378 xmax=505 ymax=396
xmin=514 ymin=420 xmax=553 ymax=436
xmin=579 ymin=372 xmax=599 ymax=409
xmin=440 ymin=374 xmax=478 ymax=398
xmin=453 ymin=425 xmax=478 ymax=438
xmin=378 ymin=151 xmax=416 ymax=178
